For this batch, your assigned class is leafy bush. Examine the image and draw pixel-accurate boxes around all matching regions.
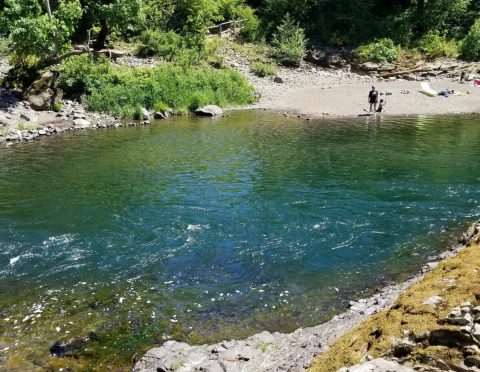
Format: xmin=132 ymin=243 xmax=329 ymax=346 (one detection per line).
xmin=57 ymin=54 xmax=111 ymax=97
xmin=356 ymin=38 xmax=400 ymax=63
xmin=57 ymin=56 xmax=255 ymax=117
xmin=153 ymin=102 xmax=169 ymax=112
xmin=462 ymin=19 xmax=480 ymax=61
xmin=237 ymin=6 xmax=261 ymax=42
xmin=416 ymin=31 xmax=458 ymax=59
xmin=135 ymin=30 xmax=183 ymax=60
xmin=271 ymin=15 xmax=307 ymax=67
xmin=0 ymin=37 xmax=9 ymax=56
xmin=250 ymin=60 xmax=277 ymax=77
xmin=52 ymin=102 xmax=63 ymax=112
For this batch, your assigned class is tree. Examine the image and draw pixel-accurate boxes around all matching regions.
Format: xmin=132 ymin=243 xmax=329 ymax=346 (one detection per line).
xmin=79 ymin=0 xmax=141 ymax=50
xmin=272 ymin=14 xmax=307 ymax=66
xmin=462 ymin=18 xmax=480 ymax=60
xmin=2 ymin=0 xmax=82 ymax=67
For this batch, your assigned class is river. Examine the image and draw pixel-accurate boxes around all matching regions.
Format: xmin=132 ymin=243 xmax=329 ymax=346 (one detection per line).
xmin=1 ymin=112 xmax=479 ymax=370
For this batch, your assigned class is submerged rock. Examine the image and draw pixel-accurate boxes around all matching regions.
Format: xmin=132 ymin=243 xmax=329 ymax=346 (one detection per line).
xmin=50 ymin=336 xmax=89 ymax=358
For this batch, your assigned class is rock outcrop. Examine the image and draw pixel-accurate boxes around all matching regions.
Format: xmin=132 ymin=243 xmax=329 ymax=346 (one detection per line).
xmin=23 ymin=72 xmax=62 ymax=111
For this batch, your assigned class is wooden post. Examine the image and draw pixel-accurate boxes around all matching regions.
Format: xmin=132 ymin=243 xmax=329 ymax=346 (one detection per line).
xmin=233 ymin=20 xmax=236 ymax=34
xmin=219 ymin=24 xmax=222 ymax=37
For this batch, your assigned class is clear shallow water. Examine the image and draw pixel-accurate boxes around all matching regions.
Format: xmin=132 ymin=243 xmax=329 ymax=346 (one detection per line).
xmin=1 ymin=112 xmax=480 ymax=369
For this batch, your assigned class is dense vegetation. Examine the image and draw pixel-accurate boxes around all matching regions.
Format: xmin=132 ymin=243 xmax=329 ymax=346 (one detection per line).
xmin=58 ymin=55 xmax=255 ymax=117
xmin=1 ymin=0 xmax=479 ymax=67
xmin=0 ymin=0 xmax=479 ymax=114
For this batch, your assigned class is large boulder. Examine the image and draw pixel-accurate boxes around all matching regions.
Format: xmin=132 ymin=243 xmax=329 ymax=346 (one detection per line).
xmin=23 ymin=72 xmax=62 ymax=111
xmin=27 ymin=90 xmax=55 ymax=111
xmin=195 ymin=105 xmax=223 ymax=117
xmin=141 ymin=107 xmax=150 ymax=120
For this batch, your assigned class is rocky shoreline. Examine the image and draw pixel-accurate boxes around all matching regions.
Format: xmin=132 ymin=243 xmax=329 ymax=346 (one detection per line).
xmin=132 ymin=223 xmax=480 ymax=372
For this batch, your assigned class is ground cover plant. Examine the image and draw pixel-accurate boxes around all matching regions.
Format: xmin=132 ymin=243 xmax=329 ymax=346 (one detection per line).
xmin=250 ymin=60 xmax=277 ymax=77
xmin=58 ymin=55 xmax=255 ymax=117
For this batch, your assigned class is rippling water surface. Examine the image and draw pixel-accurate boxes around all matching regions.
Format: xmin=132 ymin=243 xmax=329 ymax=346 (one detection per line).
xmin=1 ymin=112 xmax=480 ymax=369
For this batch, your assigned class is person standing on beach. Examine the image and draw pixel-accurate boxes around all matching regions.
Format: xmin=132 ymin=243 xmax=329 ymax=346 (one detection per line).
xmin=368 ymin=86 xmax=379 ymax=113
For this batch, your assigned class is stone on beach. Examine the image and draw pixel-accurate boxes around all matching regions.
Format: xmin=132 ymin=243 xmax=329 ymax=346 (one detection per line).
xmin=338 ymin=358 xmax=415 ymax=372
xmin=73 ymin=119 xmax=91 ymax=129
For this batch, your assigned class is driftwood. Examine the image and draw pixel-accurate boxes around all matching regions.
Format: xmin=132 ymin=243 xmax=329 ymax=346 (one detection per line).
xmin=379 ymin=64 xmax=459 ymax=78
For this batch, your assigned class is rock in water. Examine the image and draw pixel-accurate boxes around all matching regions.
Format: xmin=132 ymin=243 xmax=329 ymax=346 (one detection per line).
xmin=50 ymin=336 xmax=89 ymax=357
xmin=141 ymin=108 xmax=150 ymax=120
xmin=154 ymin=111 xmax=169 ymax=120
xmin=195 ymin=105 xmax=223 ymax=117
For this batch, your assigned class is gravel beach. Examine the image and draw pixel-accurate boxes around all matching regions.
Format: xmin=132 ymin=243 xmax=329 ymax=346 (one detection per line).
xmin=260 ymin=79 xmax=480 ymax=118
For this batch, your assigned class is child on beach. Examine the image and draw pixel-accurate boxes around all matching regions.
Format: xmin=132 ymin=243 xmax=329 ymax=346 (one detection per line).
xmin=376 ymin=99 xmax=386 ymax=114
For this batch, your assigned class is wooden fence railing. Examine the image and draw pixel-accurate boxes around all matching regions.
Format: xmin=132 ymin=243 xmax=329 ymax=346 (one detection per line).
xmin=207 ymin=19 xmax=246 ymax=37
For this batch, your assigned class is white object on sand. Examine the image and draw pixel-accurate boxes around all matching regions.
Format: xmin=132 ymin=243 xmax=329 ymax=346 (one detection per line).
xmin=420 ymin=82 xmax=437 ymax=97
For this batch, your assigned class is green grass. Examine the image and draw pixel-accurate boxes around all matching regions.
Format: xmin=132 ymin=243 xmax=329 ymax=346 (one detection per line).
xmin=58 ymin=55 xmax=255 ymax=118
xmin=251 ymin=60 xmax=277 ymax=77
xmin=18 ymin=121 xmax=37 ymax=131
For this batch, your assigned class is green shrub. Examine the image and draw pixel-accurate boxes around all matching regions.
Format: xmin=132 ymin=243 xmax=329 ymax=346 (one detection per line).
xmin=271 ymin=15 xmax=307 ymax=67
xmin=57 ymin=54 xmax=111 ymax=97
xmin=132 ymin=105 xmax=143 ymax=120
xmin=462 ymin=19 xmax=480 ymax=61
xmin=135 ymin=30 xmax=183 ymax=60
xmin=0 ymin=37 xmax=9 ymax=56
xmin=57 ymin=56 xmax=255 ymax=117
xmin=416 ymin=31 xmax=458 ymax=59
xmin=237 ymin=6 xmax=261 ymax=42
xmin=250 ymin=60 xmax=277 ymax=77
xmin=356 ymin=38 xmax=400 ymax=63
xmin=153 ymin=102 xmax=169 ymax=112
xmin=52 ymin=102 xmax=63 ymax=112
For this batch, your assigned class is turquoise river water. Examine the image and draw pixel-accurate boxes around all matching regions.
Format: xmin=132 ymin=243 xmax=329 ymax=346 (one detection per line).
xmin=0 ymin=112 xmax=480 ymax=370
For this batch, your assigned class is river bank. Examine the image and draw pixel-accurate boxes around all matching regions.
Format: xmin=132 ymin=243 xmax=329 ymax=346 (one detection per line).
xmin=2 ymin=53 xmax=480 ymax=147
xmin=133 ymin=221 xmax=480 ymax=372
xmin=311 ymin=221 xmax=480 ymax=372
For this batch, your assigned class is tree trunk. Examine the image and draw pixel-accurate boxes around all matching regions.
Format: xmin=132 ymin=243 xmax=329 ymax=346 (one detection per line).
xmin=416 ymin=0 xmax=425 ymax=34
xmin=93 ymin=19 xmax=109 ymax=50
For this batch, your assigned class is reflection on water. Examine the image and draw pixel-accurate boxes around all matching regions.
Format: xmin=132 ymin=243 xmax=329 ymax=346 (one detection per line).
xmin=0 ymin=112 xmax=480 ymax=369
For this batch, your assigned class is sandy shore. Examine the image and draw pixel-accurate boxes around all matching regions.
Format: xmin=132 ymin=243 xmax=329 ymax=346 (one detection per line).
xmin=255 ymin=79 xmax=480 ymax=118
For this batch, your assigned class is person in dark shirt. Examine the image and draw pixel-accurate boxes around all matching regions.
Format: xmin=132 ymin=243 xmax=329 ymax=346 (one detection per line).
xmin=368 ymin=86 xmax=379 ymax=113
